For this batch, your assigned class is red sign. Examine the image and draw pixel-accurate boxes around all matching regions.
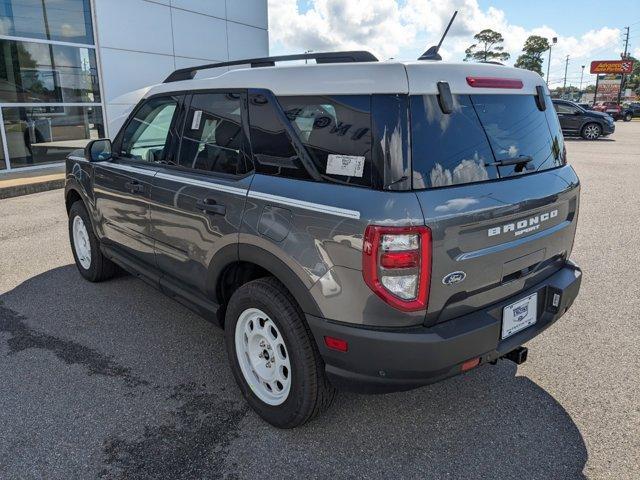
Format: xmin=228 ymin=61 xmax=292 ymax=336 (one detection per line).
xmin=590 ymin=60 xmax=634 ymax=74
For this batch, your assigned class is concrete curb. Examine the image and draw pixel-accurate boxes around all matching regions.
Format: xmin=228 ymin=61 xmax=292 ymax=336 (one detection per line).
xmin=0 ymin=178 xmax=65 ymax=200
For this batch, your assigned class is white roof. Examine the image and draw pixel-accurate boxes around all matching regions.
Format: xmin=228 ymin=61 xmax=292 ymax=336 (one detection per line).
xmin=144 ymin=60 xmax=548 ymax=99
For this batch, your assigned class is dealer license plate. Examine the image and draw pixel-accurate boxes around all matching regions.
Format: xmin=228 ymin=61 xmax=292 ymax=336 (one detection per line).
xmin=501 ymin=293 xmax=538 ymax=339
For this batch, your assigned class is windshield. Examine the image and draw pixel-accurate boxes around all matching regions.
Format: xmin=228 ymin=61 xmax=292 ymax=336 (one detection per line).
xmin=411 ymin=93 xmax=565 ymax=189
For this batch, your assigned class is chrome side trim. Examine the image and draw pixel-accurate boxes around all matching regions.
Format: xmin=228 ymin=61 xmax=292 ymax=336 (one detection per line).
xmin=154 ymin=171 xmax=248 ymax=196
xmin=98 ymin=162 xmax=157 ymax=177
xmin=248 ymin=190 xmax=361 ymax=220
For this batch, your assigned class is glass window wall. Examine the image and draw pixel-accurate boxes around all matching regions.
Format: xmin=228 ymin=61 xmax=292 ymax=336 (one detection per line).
xmin=0 ymin=0 xmax=94 ymax=44
xmin=0 ymin=0 xmax=102 ymax=171
xmin=0 ymin=39 xmax=100 ymax=103
xmin=3 ymin=105 xmax=104 ymax=167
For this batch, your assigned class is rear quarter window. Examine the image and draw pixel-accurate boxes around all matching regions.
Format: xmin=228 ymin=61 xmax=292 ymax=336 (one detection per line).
xmin=278 ymin=95 xmax=373 ymax=187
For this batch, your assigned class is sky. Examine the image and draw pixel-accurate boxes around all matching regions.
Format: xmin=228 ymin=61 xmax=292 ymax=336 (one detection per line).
xmin=267 ymin=0 xmax=640 ymax=89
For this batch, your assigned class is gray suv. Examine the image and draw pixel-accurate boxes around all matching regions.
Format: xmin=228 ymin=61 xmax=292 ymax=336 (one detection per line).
xmin=64 ymin=52 xmax=582 ymax=428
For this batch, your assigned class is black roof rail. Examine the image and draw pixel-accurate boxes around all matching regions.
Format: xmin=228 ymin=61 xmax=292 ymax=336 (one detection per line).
xmin=163 ymin=51 xmax=379 ymax=83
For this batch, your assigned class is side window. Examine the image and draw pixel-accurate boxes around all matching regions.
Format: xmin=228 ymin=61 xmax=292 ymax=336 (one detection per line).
xmin=278 ymin=95 xmax=372 ymax=186
xmin=248 ymin=93 xmax=311 ymax=180
xmin=554 ymin=103 xmax=576 ymax=114
xmin=178 ymin=93 xmax=244 ymax=175
xmin=120 ymin=96 xmax=178 ymax=162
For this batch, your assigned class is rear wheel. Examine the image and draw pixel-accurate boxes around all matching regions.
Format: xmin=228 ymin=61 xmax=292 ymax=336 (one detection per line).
xmin=581 ymin=123 xmax=601 ymax=140
xmin=225 ymin=277 xmax=336 ymax=428
xmin=68 ymin=201 xmax=118 ymax=282
xmin=623 ymin=112 xmax=632 ymax=122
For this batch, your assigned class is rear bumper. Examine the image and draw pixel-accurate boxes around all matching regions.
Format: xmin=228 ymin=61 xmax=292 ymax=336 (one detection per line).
xmin=307 ymin=261 xmax=582 ymax=394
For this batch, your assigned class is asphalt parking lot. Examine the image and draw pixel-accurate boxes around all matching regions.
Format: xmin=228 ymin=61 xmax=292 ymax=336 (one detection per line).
xmin=1 ymin=122 xmax=639 ymax=480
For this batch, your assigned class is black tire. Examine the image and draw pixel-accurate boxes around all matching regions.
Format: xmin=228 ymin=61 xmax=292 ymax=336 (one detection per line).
xmin=581 ymin=122 xmax=601 ymax=140
xmin=68 ymin=200 xmax=118 ymax=282
xmin=225 ymin=277 xmax=336 ymax=428
xmin=623 ymin=112 xmax=632 ymax=122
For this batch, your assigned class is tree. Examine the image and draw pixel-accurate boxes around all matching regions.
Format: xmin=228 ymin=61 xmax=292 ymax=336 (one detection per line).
xmin=514 ymin=35 xmax=550 ymax=76
xmin=550 ymin=85 xmax=580 ymax=100
xmin=623 ymin=55 xmax=639 ymax=95
xmin=464 ymin=29 xmax=510 ymax=63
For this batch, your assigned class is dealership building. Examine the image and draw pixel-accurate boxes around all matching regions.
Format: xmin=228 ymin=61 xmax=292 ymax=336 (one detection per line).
xmin=0 ymin=0 xmax=269 ymax=173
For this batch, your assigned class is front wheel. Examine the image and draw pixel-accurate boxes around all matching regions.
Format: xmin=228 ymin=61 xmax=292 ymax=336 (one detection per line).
xmin=225 ymin=277 xmax=336 ymax=428
xmin=623 ymin=112 xmax=632 ymax=122
xmin=68 ymin=201 xmax=118 ymax=282
xmin=581 ymin=123 xmax=602 ymax=140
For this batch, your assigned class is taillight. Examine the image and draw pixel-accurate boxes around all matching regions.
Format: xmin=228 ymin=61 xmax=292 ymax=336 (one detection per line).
xmin=362 ymin=225 xmax=432 ymax=311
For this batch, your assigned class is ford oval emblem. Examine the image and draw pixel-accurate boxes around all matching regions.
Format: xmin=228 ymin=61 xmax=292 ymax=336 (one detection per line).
xmin=442 ymin=271 xmax=466 ymax=286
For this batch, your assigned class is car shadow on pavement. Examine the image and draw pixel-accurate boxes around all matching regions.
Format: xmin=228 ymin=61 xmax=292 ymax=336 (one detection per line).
xmin=0 ymin=265 xmax=587 ymax=480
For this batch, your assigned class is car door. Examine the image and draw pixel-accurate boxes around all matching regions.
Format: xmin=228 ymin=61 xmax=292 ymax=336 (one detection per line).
xmin=94 ymin=94 xmax=182 ymax=272
xmin=149 ymin=90 xmax=253 ymax=301
xmin=553 ymin=102 xmax=581 ymax=133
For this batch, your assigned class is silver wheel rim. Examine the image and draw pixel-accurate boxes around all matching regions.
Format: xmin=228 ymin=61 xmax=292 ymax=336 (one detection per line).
xmin=584 ymin=125 xmax=600 ymax=139
xmin=72 ymin=215 xmax=92 ymax=270
xmin=235 ymin=308 xmax=292 ymax=406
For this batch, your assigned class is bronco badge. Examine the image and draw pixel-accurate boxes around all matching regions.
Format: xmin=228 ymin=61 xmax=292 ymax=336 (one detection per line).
xmin=442 ymin=271 xmax=466 ymax=285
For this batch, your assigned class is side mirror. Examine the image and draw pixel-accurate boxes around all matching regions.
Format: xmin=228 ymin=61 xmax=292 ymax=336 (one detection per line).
xmin=85 ymin=138 xmax=112 ymax=162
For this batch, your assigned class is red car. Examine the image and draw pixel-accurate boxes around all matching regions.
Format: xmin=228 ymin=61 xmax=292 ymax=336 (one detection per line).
xmin=593 ymin=102 xmax=633 ymax=121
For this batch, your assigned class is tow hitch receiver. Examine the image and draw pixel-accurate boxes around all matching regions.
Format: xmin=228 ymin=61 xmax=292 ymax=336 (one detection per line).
xmin=503 ymin=346 xmax=528 ymax=365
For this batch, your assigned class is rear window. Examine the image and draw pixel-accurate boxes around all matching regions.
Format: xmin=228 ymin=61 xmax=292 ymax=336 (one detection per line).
xmin=410 ymin=95 xmax=498 ymax=189
xmin=411 ymin=94 xmax=565 ymax=189
xmin=471 ymin=95 xmax=565 ymax=177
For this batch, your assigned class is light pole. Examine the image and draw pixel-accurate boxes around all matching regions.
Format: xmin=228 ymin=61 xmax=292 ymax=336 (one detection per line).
xmin=546 ymin=37 xmax=557 ymax=85
xmin=562 ymin=55 xmax=570 ymax=96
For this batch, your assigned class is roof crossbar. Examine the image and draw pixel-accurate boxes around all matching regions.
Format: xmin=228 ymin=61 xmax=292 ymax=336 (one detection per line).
xmin=163 ymin=51 xmax=379 ymax=83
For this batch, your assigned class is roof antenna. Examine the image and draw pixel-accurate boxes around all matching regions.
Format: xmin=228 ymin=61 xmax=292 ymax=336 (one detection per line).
xmin=418 ymin=10 xmax=458 ymax=61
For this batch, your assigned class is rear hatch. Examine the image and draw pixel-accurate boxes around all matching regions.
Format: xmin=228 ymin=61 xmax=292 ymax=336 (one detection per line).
xmin=406 ymin=64 xmax=580 ymax=324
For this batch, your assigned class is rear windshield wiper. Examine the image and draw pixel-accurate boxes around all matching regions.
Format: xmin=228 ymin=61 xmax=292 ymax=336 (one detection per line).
xmin=486 ymin=155 xmax=534 ymax=171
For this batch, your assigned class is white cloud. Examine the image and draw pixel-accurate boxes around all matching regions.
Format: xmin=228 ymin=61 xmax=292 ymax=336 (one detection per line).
xmin=268 ymin=0 xmax=621 ymax=84
xmin=269 ymin=0 xmax=416 ymax=59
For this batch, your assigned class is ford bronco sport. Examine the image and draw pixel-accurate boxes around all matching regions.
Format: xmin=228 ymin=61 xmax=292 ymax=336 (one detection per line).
xmin=65 ymin=51 xmax=582 ymax=428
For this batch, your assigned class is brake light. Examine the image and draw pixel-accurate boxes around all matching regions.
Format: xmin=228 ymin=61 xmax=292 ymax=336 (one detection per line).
xmin=466 ymin=76 xmax=523 ymax=89
xmin=362 ymin=225 xmax=432 ymax=311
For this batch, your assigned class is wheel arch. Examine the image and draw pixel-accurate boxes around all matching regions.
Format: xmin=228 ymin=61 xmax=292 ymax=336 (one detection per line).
xmin=207 ymin=243 xmax=323 ymax=326
xmin=65 ymin=187 xmax=83 ymax=213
